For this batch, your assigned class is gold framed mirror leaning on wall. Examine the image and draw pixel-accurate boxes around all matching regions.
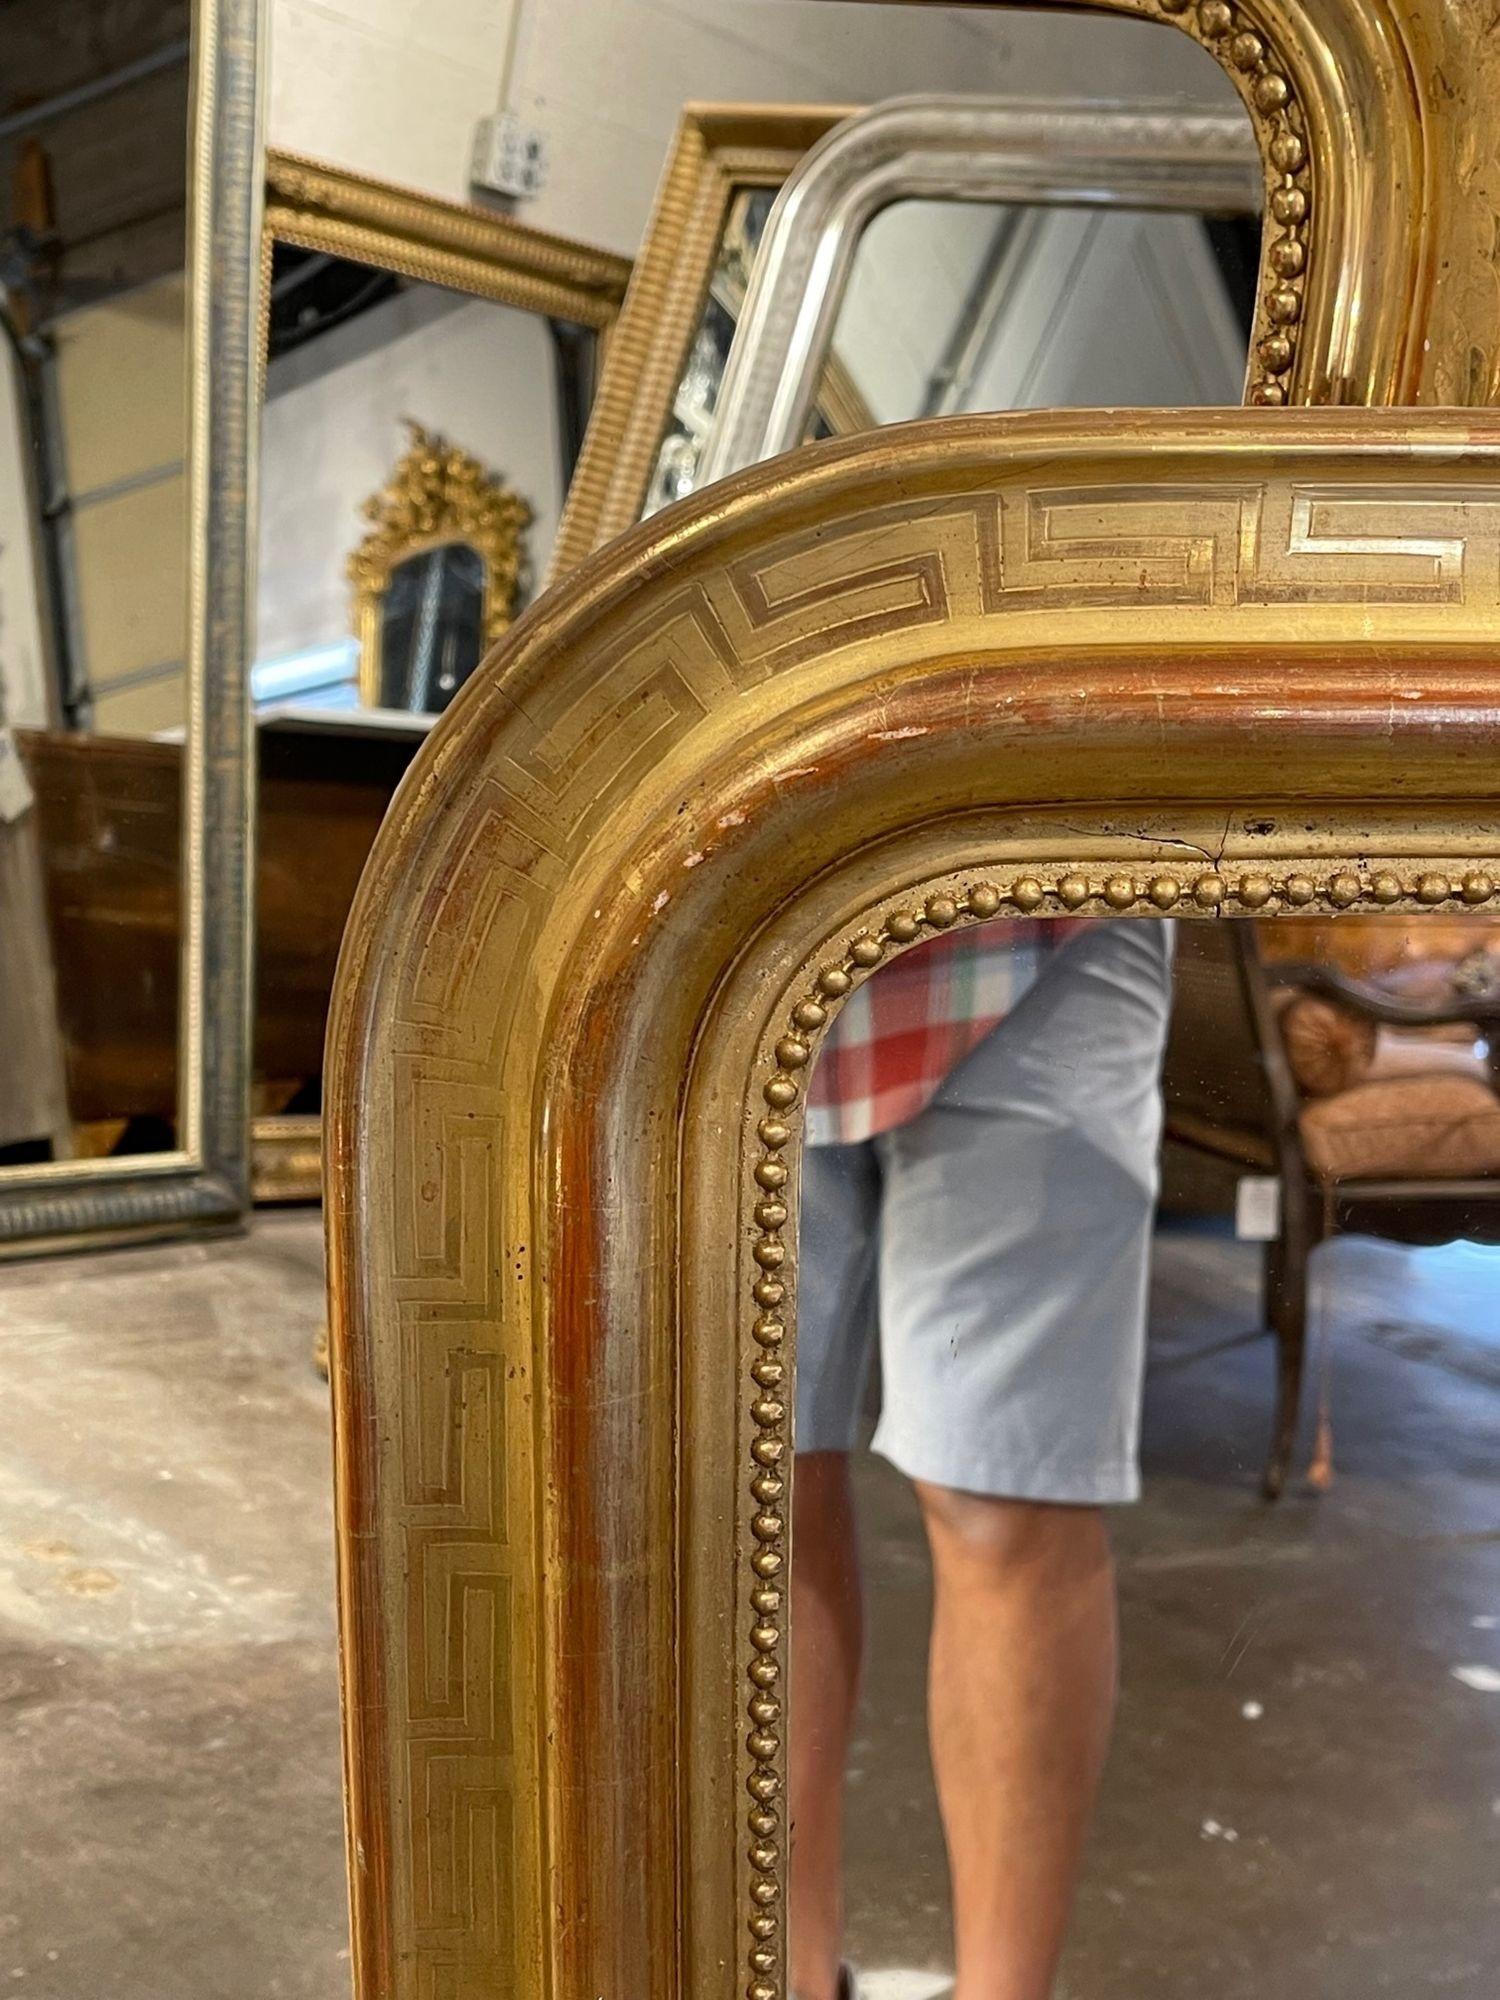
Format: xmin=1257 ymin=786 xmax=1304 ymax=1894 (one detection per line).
xmin=249 ymin=157 xmax=629 ymax=1201
xmin=323 ymin=1 xmax=1500 ymax=1996
xmin=257 ymin=151 xmax=630 ymax=716
xmin=0 ymin=0 xmax=263 ymax=1255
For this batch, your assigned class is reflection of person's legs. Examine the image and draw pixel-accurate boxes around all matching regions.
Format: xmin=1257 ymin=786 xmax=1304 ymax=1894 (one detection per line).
xmin=876 ymin=921 xmax=1174 ymax=1999
xmin=791 ymin=1142 xmax=881 ymax=2000
xmin=917 ymin=1488 xmax=1116 ymax=2000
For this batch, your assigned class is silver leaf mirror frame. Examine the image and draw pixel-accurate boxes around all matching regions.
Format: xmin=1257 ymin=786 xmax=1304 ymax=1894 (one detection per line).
xmin=698 ymin=96 xmax=1262 ymax=486
xmin=0 ymin=0 xmax=266 ymax=1255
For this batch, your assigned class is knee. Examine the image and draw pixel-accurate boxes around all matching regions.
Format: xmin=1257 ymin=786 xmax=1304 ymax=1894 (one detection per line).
xmin=914 ymin=1483 xmax=1111 ymax=1585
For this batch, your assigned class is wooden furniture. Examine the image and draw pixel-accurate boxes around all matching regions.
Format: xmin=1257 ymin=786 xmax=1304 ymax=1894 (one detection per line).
xmin=16 ymin=720 xmax=423 ymax=1171
xmin=253 ymin=715 xmax=425 ymax=1121
xmin=18 ymin=732 xmax=182 ymax=1140
xmin=1164 ymin=923 xmax=1500 ymax=1497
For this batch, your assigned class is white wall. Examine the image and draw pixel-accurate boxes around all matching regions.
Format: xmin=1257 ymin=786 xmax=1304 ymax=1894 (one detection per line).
xmin=268 ymin=0 xmax=525 ymax=200
xmin=257 ymin=285 xmax=564 ymax=671
xmin=269 ymin=0 xmax=1239 ymax=254
xmin=835 ymin=199 xmax=1246 ymax=422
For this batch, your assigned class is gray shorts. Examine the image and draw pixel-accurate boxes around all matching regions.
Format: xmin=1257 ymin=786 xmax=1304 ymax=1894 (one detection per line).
xmin=795 ymin=921 xmax=1174 ymax=1504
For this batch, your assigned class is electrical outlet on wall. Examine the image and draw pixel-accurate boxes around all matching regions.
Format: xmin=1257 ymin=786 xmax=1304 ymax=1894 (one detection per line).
xmin=471 ymin=111 xmax=549 ymax=201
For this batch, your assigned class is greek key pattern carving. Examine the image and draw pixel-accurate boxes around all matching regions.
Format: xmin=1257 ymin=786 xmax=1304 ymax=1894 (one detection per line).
xmin=721 ymin=485 xmax=1500 ymax=644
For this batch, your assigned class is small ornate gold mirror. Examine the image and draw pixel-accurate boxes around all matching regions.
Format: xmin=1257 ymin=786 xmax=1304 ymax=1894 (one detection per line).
xmin=348 ymin=420 xmax=531 ymax=714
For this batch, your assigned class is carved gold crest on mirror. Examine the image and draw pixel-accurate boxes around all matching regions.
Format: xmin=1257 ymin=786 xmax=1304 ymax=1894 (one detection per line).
xmin=348 ymin=420 xmax=531 ymax=714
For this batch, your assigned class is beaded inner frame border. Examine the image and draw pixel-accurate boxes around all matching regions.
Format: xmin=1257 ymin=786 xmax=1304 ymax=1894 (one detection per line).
xmin=1142 ymin=0 xmax=1311 ymax=404
xmin=736 ymin=858 xmax=1499 ymax=2000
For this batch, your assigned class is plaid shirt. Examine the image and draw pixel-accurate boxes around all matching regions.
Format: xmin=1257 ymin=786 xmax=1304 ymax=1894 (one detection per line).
xmin=806 ymin=921 xmax=1088 ymax=1146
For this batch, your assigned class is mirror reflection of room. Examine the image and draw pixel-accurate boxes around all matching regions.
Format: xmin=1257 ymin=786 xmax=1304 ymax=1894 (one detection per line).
xmin=9 ymin=0 xmax=1500 ymax=1992
xmin=820 ymin=196 xmax=1254 ymax=420
xmin=0 ymin=8 xmax=191 ymax=1167
xmin=255 ymin=252 xmax=581 ymax=717
xmin=791 ymin=910 xmax=1500 ymax=2000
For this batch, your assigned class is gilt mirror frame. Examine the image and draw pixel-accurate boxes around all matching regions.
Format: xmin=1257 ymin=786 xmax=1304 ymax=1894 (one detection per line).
xmin=699 ymin=95 xmax=1263 ymax=486
xmin=0 ymin=0 xmax=265 ymax=1258
xmin=860 ymin=0 xmax=1500 ymax=408
xmin=261 ymin=150 xmax=633 ymax=343
xmin=327 ymin=0 xmax=1500 ymax=1990
xmin=548 ymin=103 xmax=858 ymax=577
xmin=326 ymin=403 xmax=1500 ymax=2000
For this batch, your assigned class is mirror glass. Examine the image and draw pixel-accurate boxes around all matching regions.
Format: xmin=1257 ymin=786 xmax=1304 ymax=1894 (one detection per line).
xmin=376 ymin=541 xmax=487 ymax=714
xmin=249 ymin=244 xmax=597 ymax=1194
xmin=790 ymin=910 xmax=1500 ymax=2000
xmin=255 ymin=252 xmax=589 ymax=718
xmin=645 ymin=184 xmax=777 ymax=517
xmin=0 ymin=10 xmax=192 ymax=1169
xmin=818 ymin=197 xmax=1257 ymax=421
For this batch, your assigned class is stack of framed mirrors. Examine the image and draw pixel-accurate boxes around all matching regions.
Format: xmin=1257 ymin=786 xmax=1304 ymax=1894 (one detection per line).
xmin=553 ymin=98 xmax=1263 ymax=571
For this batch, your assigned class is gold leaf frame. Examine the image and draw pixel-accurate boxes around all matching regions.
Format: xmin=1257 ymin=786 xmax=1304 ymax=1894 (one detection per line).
xmin=326 ymin=403 xmax=1500 ymax=2000
xmin=549 ymin=104 xmax=856 ymax=576
xmin=349 ymin=421 xmax=532 ymax=708
xmin=262 ymin=150 xmax=632 ymax=335
xmin=325 ymin=1 xmax=1500 ymax=1990
xmin=884 ymin=0 xmax=1500 ymax=408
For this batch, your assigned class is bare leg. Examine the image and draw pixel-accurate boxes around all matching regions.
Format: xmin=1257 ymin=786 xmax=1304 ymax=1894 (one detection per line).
xmin=915 ymin=1485 xmax=1117 ymax=2000
xmin=790 ymin=1451 xmax=863 ymax=2000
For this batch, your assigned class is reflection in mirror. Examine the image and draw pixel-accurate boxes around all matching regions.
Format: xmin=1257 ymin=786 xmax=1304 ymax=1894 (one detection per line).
xmin=1 ymin=17 xmax=192 ymax=1168
xmin=255 ymin=257 xmax=576 ymax=716
xmin=644 ymin=186 xmax=867 ymax=517
xmin=816 ymin=197 xmax=1255 ymax=426
xmin=344 ymin=420 xmax=530 ymax=718
xmin=645 ymin=186 xmax=776 ymax=517
xmin=791 ymin=912 xmax=1500 ymax=2000
xmin=376 ymin=542 xmax=486 ymax=714
xmin=249 ymin=242 xmax=589 ymax=1197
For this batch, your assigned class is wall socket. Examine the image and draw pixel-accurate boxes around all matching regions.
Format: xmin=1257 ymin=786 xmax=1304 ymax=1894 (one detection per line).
xmin=471 ymin=110 xmax=549 ymax=201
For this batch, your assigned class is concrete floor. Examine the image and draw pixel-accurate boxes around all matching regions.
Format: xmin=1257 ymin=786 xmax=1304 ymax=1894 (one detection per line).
xmin=847 ymin=1229 xmax=1500 ymax=1998
xmin=0 ymin=1213 xmax=345 ymax=2000
xmin=0 ymin=1214 xmax=1497 ymax=1996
